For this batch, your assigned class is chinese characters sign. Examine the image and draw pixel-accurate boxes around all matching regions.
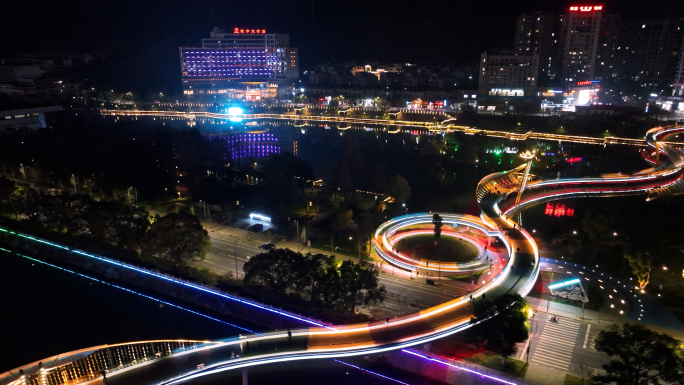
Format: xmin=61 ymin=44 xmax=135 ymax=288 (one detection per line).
xmin=569 ymin=6 xmax=603 ymax=11
xmin=544 ymin=203 xmax=575 ymax=217
xmin=234 ymin=28 xmax=266 ymax=34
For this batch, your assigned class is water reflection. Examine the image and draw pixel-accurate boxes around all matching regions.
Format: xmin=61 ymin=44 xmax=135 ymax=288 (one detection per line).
xmin=206 ymin=131 xmax=281 ymax=160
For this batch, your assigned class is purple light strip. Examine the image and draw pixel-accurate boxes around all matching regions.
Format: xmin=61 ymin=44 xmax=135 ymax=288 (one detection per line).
xmin=0 ymin=226 xmax=334 ymax=330
xmin=401 ymin=349 xmax=518 ymax=385
xmin=2 ymin=247 xmax=260 ymax=335
xmin=333 ymin=359 xmax=411 ymax=385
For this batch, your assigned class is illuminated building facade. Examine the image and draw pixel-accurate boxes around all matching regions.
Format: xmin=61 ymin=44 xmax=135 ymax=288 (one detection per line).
xmin=479 ymin=52 xmax=539 ymax=95
xmin=560 ymin=6 xmax=604 ymax=83
xmin=675 ymin=34 xmax=684 ymax=96
xmin=514 ymin=12 xmax=557 ymax=82
xmin=568 ymin=80 xmax=600 ymax=105
xmin=631 ymin=20 xmax=684 ymax=88
xmin=486 ymin=5 xmax=684 ymax=95
xmin=180 ymin=27 xmax=298 ymax=99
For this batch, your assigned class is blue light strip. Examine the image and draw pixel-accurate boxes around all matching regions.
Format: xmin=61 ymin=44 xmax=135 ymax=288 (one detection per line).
xmin=548 ymin=278 xmax=580 ymax=290
xmin=0 ymin=247 xmax=260 ymax=335
xmin=401 ymin=350 xmax=517 ymax=385
xmin=333 ymin=360 xmax=411 ymax=385
xmin=0 ymin=226 xmax=334 ymax=330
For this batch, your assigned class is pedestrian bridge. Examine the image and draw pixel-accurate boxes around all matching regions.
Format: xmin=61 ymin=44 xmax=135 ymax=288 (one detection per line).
xmin=2 ymin=125 xmax=683 ymax=385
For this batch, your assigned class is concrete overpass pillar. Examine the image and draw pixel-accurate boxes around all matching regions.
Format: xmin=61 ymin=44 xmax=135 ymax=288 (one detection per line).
xmin=242 ymin=368 xmax=248 ymax=385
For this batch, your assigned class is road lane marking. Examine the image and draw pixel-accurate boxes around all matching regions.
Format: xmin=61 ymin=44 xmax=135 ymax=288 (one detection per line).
xmin=583 ymin=324 xmax=591 ymax=349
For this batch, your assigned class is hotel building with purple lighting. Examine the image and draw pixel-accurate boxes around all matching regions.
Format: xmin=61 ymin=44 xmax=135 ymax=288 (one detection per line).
xmin=180 ymin=27 xmax=299 ymax=100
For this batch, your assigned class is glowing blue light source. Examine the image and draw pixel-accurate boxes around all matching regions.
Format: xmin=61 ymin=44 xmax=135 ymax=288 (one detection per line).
xmin=228 ymin=107 xmax=243 ymax=115
xmin=548 ymin=278 xmax=581 ymax=290
xmin=228 ymin=107 xmax=243 ymax=122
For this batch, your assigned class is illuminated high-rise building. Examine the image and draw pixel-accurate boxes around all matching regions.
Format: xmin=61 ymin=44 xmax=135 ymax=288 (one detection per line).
xmin=479 ymin=52 xmax=539 ymax=95
xmin=631 ymin=20 xmax=683 ymax=88
xmin=180 ymin=27 xmax=299 ymax=100
xmin=674 ymin=34 xmax=684 ymax=96
xmin=560 ymin=5 xmax=604 ymax=83
xmin=514 ymin=12 xmax=556 ymax=82
xmin=594 ymin=12 xmax=630 ymax=80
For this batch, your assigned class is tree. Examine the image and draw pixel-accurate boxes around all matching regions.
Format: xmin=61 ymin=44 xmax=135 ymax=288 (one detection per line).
xmin=141 ymin=212 xmax=210 ymax=267
xmin=593 ymin=323 xmax=684 ymax=385
xmin=468 ymin=294 xmax=529 ymax=362
xmin=243 ymin=248 xmax=304 ymax=293
xmin=28 ymin=193 xmax=90 ymax=234
xmin=300 ymin=227 xmax=307 ymax=245
xmin=0 ymin=177 xmax=17 ymax=217
xmin=333 ymin=209 xmax=357 ymax=232
xmin=294 ymin=253 xmax=336 ymax=303
xmin=582 ymin=207 xmax=615 ymax=242
xmin=432 ymin=213 xmax=443 ymax=238
xmin=388 ymin=175 xmax=411 ymax=203
xmin=262 ymin=153 xmax=314 ymax=210
xmin=335 ymin=260 xmax=385 ymax=312
xmin=624 ymin=251 xmax=652 ymax=290
xmin=81 ymin=201 xmax=150 ymax=252
xmin=581 ymin=207 xmax=616 ymax=264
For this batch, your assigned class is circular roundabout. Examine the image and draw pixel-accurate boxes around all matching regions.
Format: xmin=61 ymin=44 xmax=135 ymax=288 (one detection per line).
xmin=374 ymin=213 xmax=510 ymax=276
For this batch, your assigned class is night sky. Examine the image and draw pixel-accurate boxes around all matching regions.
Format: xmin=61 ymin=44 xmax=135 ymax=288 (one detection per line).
xmin=3 ymin=0 xmax=681 ymax=68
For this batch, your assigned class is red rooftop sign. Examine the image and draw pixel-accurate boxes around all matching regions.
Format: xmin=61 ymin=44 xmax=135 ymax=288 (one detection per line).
xmin=569 ymin=6 xmax=603 ymax=11
xmin=545 ymin=203 xmax=575 ymax=217
xmin=233 ymin=28 xmax=266 ymax=34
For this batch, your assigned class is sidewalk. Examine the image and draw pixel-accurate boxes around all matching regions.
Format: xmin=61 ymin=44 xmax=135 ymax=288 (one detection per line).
xmin=523 ymin=363 xmax=567 ymax=385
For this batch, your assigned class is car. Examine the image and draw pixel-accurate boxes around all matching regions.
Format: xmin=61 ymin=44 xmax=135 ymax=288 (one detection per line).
xmin=259 ymin=243 xmax=276 ymax=250
xmin=248 ymin=223 xmax=264 ymax=232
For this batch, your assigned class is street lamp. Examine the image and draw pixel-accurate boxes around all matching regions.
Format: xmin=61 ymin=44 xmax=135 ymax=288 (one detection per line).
xmin=295 ymin=220 xmax=300 ymax=252
xmin=234 ymin=239 xmax=239 ymax=279
xmin=199 ymin=200 xmax=207 ymax=219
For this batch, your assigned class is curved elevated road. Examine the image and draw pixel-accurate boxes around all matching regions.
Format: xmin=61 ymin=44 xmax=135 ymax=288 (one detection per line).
xmin=3 ymin=125 xmax=684 ymax=385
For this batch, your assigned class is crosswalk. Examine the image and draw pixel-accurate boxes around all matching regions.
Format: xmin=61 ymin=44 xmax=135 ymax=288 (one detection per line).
xmin=530 ymin=319 xmax=580 ymax=371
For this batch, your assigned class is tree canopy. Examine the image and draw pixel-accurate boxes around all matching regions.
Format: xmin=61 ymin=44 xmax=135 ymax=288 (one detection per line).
xmin=243 ymin=249 xmax=385 ymax=312
xmin=141 ymin=212 xmax=211 ymax=266
xmin=592 ymin=323 xmax=684 ymax=385
xmin=388 ymin=175 xmax=411 ymax=203
xmin=243 ymin=248 xmax=306 ymax=293
xmin=468 ymin=294 xmax=529 ymax=361
xmin=432 ymin=213 xmax=443 ymax=238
